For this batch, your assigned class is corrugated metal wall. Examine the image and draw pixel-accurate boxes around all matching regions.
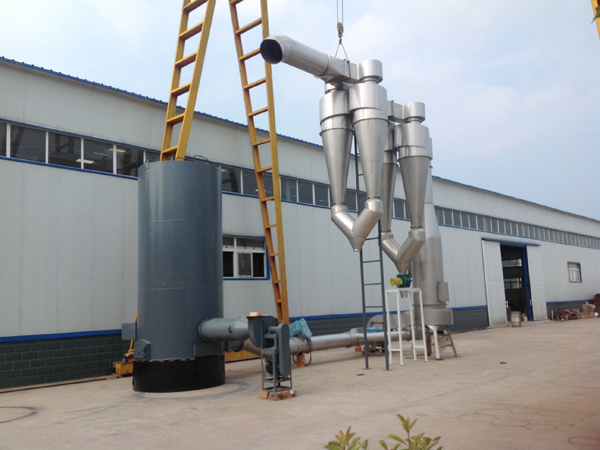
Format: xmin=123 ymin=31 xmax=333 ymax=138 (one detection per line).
xmin=1 ymin=60 xmax=599 ymax=338
xmin=0 ymin=161 xmax=137 ymax=336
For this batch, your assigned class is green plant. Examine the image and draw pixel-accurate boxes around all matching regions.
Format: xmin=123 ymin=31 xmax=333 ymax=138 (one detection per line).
xmin=325 ymin=427 xmax=369 ymax=450
xmin=325 ymin=414 xmax=442 ymax=450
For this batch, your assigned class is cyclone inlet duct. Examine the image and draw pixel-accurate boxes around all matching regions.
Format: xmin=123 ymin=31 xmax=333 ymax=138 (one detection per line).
xmin=132 ymin=160 xmax=225 ymax=392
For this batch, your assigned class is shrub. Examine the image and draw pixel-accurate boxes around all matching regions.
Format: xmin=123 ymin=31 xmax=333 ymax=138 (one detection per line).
xmin=325 ymin=414 xmax=442 ymax=450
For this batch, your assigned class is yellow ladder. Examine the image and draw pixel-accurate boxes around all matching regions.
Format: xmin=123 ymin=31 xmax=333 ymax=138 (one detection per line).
xmin=229 ymin=0 xmax=289 ymax=324
xmin=160 ymin=0 xmax=216 ymax=161
xmin=158 ymin=0 xmax=289 ymax=324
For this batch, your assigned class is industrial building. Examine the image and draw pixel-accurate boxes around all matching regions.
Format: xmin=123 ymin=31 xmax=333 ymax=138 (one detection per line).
xmin=1 ymin=56 xmax=599 ymax=389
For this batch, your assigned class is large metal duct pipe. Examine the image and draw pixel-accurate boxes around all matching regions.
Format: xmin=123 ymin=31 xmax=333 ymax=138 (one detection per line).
xmin=288 ymin=329 xmax=408 ymax=354
xmin=133 ymin=160 xmax=225 ymax=393
xmin=260 ymin=35 xmax=354 ymax=84
xmin=243 ymin=329 xmax=411 ymax=356
xmin=198 ymin=317 xmax=251 ymax=343
xmin=200 ymin=317 xmax=411 ymax=357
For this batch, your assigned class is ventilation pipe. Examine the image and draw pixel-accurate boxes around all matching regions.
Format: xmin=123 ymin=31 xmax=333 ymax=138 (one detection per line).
xmin=260 ymin=35 xmax=354 ymax=83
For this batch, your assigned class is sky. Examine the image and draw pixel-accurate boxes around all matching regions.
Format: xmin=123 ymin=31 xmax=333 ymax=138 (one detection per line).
xmin=1 ymin=0 xmax=599 ymax=220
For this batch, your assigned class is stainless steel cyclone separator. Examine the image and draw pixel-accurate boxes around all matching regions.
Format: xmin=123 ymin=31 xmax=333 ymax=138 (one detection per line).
xmin=261 ymin=36 xmax=387 ymax=252
xmin=261 ymin=36 xmax=454 ymax=339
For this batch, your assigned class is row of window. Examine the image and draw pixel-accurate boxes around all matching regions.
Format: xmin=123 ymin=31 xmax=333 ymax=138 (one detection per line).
xmin=225 ymin=235 xmax=583 ymax=283
xmin=432 ymin=206 xmax=599 ymax=249
xmin=1 ymin=120 xmax=599 ymax=250
xmin=0 ymin=122 xmax=158 ymax=176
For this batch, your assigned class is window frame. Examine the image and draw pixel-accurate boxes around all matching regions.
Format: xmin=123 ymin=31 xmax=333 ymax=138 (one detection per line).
xmin=223 ymin=235 xmax=268 ymax=280
xmin=567 ymin=262 xmax=582 ymax=283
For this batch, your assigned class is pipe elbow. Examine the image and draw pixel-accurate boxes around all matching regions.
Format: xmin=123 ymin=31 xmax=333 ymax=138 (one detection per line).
xmin=382 ymin=228 xmax=426 ymax=274
xmin=331 ymin=199 xmax=383 ymax=252
xmin=353 ymin=198 xmax=383 ymax=240
xmin=331 ymin=203 xmax=354 ymax=238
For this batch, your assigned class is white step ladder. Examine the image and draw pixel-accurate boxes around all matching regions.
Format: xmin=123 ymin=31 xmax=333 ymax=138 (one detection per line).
xmin=385 ymin=288 xmax=428 ymax=366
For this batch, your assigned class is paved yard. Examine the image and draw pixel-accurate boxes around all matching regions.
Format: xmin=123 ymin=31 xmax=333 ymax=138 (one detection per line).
xmin=1 ymin=318 xmax=598 ymax=449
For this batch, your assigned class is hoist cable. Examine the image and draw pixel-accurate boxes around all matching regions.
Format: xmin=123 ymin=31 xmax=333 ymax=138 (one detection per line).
xmin=335 ymin=0 xmax=348 ymax=60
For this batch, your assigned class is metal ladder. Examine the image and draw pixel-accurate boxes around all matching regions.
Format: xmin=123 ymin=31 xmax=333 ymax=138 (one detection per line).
xmin=353 ymin=142 xmax=389 ymax=370
xmin=160 ymin=0 xmax=216 ymax=161
xmin=158 ymin=0 xmax=289 ymax=325
xmin=229 ymin=0 xmax=289 ymax=324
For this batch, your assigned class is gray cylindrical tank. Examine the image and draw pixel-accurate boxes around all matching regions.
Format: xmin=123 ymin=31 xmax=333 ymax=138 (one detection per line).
xmin=133 ymin=160 xmax=224 ymax=392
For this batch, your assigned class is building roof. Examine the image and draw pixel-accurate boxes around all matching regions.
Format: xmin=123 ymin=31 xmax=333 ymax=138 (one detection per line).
xmin=1 ymin=55 xmax=598 ymax=224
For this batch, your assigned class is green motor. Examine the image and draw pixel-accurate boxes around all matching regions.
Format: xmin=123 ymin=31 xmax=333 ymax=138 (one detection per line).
xmin=390 ymin=273 xmax=412 ymax=288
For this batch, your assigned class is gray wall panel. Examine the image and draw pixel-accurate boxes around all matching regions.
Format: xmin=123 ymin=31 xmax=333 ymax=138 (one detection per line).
xmin=0 ymin=162 xmax=24 ymax=336
xmin=0 ymin=160 xmax=137 ymax=337
xmin=20 ymin=166 xmax=60 ymax=334
xmin=1 ymin=59 xmax=598 ymax=340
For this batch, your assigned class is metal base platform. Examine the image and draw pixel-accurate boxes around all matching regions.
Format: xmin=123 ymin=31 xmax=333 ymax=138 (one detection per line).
xmin=132 ymin=355 xmax=225 ymax=393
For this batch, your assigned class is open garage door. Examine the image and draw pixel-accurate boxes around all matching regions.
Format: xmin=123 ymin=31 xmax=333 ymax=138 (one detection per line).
xmin=526 ymin=245 xmax=547 ymax=320
xmin=481 ymin=240 xmax=507 ymax=326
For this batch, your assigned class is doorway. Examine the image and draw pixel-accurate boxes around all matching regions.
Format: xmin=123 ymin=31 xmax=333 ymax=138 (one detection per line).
xmin=500 ymin=245 xmax=530 ymax=320
xmin=482 ymin=240 xmax=547 ymax=325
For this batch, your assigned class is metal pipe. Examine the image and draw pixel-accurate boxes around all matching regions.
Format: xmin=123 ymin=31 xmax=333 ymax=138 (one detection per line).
xmin=198 ymin=318 xmax=250 ymax=342
xmin=412 ymin=159 xmax=453 ymax=326
xmin=260 ymin=35 xmax=355 ymax=83
xmin=382 ymin=229 xmax=426 ymax=274
xmin=243 ymin=329 xmax=411 ymax=356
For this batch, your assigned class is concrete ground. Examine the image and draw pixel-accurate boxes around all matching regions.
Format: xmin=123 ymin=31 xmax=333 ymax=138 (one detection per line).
xmin=0 ymin=318 xmax=598 ymax=450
